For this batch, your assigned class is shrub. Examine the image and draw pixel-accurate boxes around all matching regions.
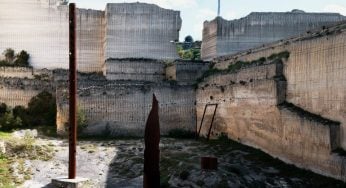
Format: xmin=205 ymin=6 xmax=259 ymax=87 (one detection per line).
xmin=77 ymin=107 xmax=88 ymax=133
xmin=0 ymin=49 xmax=30 ymax=67
xmin=13 ymin=50 xmax=30 ymax=67
xmin=13 ymin=106 xmax=30 ymax=127
xmin=0 ymin=103 xmax=7 ymax=116
xmin=26 ymin=91 xmax=56 ymax=126
xmin=0 ymin=111 xmax=22 ymax=131
xmin=3 ymin=48 xmax=15 ymax=63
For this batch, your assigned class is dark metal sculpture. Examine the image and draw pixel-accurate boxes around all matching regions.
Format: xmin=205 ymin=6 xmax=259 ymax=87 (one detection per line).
xmin=201 ymin=157 xmax=218 ymax=170
xmin=68 ymin=3 xmax=77 ymax=179
xmin=144 ymin=94 xmax=160 ymax=188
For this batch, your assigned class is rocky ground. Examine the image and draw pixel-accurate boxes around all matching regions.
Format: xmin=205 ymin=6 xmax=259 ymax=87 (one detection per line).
xmin=1 ymin=130 xmax=346 ymax=188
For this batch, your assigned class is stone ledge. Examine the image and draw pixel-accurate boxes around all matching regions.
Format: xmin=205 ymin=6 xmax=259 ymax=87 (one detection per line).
xmin=51 ymin=177 xmax=89 ymax=188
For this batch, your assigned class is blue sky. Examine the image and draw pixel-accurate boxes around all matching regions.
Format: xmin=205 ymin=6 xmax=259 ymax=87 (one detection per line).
xmin=71 ymin=0 xmax=346 ymax=41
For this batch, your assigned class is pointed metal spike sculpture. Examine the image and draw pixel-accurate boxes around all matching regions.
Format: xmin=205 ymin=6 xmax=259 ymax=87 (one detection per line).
xmin=144 ymin=94 xmax=160 ymax=188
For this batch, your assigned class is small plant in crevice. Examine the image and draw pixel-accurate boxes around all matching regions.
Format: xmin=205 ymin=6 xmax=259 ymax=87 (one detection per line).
xmin=77 ymin=107 xmax=88 ymax=133
xmin=267 ymin=51 xmax=290 ymax=61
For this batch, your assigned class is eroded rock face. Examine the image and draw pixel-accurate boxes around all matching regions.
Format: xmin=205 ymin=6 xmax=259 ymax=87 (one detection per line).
xmin=201 ymin=11 xmax=346 ymax=60
xmin=197 ymin=22 xmax=346 ymax=181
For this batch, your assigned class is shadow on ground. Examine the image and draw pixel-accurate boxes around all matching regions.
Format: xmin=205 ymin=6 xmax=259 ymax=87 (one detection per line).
xmin=105 ymin=137 xmax=346 ymax=188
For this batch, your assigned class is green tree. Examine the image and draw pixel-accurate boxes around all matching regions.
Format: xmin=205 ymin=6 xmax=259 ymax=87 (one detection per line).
xmin=183 ymin=35 xmax=194 ymax=50
xmin=0 ymin=103 xmax=7 ymax=116
xmin=13 ymin=106 xmax=30 ymax=127
xmin=14 ymin=50 xmax=30 ymax=67
xmin=0 ymin=111 xmax=22 ymax=131
xmin=27 ymin=91 xmax=56 ymax=126
xmin=2 ymin=48 xmax=15 ymax=63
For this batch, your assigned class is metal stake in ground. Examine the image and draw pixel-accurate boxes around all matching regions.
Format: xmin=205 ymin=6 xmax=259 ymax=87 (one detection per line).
xmin=144 ymin=94 xmax=160 ymax=188
xmin=68 ymin=3 xmax=77 ymax=179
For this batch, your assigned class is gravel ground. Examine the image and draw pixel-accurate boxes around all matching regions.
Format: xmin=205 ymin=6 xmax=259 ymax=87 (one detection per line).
xmin=13 ymin=136 xmax=346 ymax=188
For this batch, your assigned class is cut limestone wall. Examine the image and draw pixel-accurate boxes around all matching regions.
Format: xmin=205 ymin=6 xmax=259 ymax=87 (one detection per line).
xmin=213 ymin=22 xmax=346 ymax=149
xmin=0 ymin=67 xmax=34 ymax=79
xmin=56 ymin=80 xmax=196 ymax=136
xmin=0 ymin=0 xmax=69 ymax=69
xmin=105 ymin=59 xmax=166 ymax=82
xmin=0 ymin=1 xmax=181 ymax=72
xmin=105 ymin=3 xmax=181 ymax=60
xmin=196 ymin=58 xmax=346 ymax=181
xmin=165 ymin=61 xmax=210 ymax=84
xmin=0 ymin=77 xmax=54 ymax=107
xmin=196 ymin=22 xmax=346 ymax=181
xmin=201 ymin=11 xmax=346 ymax=60
xmin=76 ymin=9 xmax=105 ymax=73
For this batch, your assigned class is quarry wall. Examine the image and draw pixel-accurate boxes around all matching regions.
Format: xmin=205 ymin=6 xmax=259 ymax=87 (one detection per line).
xmin=196 ymin=22 xmax=346 ymax=181
xmin=0 ymin=1 xmax=181 ymax=72
xmin=201 ymin=11 xmax=346 ymax=60
xmin=76 ymin=9 xmax=105 ymax=73
xmin=165 ymin=61 xmax=209 ymax=84
xmin=105 ymin=3 xmax=181 ymax=60
xmin=56 ymin=81 xmax=196 ymax=136
xmin=0 ymin=0 xmax=69 ymax=69
xmin=105 ymin=59 xmax=166 ymax=82
xmin=0 ymin=76 xmax=54 ymax=107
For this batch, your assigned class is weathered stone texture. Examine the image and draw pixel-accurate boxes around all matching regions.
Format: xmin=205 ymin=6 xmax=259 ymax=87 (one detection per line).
xmin=105 ymin=59 xmax=165 ymax=82
xmin=76 ymin=9 xmax=105 ymax=73
xmin=166 ymin=61 xmax=209 ymax=84
xmin=0 ymin=0 xmax=69 ymax=69
xmin=0 ymin=67 xmax=34 ymax=79
xmin=0 ymin=1 xmax=180 ymax=72
xmin=213 ymin=22 xmax=346 ymax=149
xmin=196 ymin=59 xmax=345 ymax=181
xmin=196 ymin=23 xmax=346 ymax=181
xmin=0 ymin=77 xmax=53 ymax=107
xmin=201 ymin=11 xmax=345 ymax=60
xmin=105 ymin=3 xmax=181 ymax=59
xmin=56 ymin=82 xmax=196 ymax=136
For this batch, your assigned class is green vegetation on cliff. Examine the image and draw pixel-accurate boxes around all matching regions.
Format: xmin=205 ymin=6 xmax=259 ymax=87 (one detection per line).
xmin=176 ymin=36 xmax=201 ymax=60
xmin=0 ymin=48 xmax=30 ymax=67
xmin=195 ymin=51 xmax=290 ymax=86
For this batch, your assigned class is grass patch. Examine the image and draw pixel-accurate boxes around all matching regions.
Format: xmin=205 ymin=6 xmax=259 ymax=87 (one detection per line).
xmin=0 ymin=131 xmax=11 ymax=140
xmin=0 ymin=154 xmax=15 ymax=187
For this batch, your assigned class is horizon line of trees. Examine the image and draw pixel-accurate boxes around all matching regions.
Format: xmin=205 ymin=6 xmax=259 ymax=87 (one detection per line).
xmin=0 ymin=48 xmax=31 ymax=67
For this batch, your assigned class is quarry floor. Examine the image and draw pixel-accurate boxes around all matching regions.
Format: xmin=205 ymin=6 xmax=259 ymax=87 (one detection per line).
xmin=9 ymin=134 xmax=345 ymax=188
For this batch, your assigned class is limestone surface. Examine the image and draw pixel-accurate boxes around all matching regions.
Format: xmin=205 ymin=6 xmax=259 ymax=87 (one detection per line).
xmin=201 ymin=11 xmax=346 ymax=60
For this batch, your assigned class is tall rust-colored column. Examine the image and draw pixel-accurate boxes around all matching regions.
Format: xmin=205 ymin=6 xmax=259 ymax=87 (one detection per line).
xmin=68 ymin=3 xmax=77 ymax=179
xmin=144 ymin=94 xmax=160 ymax=188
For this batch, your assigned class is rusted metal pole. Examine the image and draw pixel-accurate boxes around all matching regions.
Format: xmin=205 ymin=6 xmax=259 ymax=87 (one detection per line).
xmin=144 ymin=94 xmax=160 ymax=188
xmin=68 ymin=3 xmax=77 ymax=179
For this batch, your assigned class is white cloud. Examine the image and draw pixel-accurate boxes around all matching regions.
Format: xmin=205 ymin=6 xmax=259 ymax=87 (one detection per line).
xmin=323 ymin=4 xmax=346 ymax=16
